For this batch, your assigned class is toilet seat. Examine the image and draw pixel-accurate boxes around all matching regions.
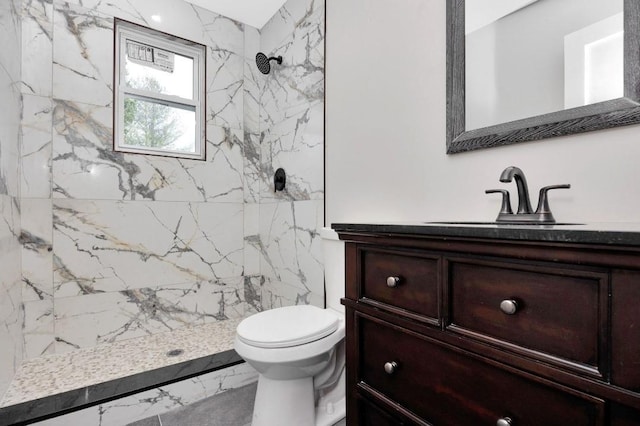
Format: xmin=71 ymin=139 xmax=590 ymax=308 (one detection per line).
xmin=236 ymin=305 xmax=339 ymax=348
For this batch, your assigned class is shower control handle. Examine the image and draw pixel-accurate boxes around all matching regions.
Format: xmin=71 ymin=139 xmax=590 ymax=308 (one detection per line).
xmin=386 ymin=276 xmax=400 ymax=288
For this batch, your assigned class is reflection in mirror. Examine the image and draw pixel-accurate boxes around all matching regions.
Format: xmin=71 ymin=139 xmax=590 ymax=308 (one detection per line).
xmin=466 ymin=0 xmax=623 ymax=131
xmin=446 ymin=0 xmax=640 ymax=154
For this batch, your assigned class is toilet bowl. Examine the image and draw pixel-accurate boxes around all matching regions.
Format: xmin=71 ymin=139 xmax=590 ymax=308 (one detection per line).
xmin=234 ymin=228 xmax=346 ymax=426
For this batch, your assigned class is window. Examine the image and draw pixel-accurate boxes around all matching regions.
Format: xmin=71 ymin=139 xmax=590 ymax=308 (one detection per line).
xmin=114 ymin=20 xmax=206 ymax=160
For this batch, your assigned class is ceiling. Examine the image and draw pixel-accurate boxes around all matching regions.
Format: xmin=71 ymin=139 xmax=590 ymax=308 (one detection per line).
xmin=466 ymin=0 xmax=538 ymax=34
xmin=183 ymin=0 xmax=287 ymax=29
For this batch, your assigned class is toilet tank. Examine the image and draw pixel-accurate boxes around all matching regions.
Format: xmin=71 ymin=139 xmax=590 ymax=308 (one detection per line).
xmin=320 ymin=227 xmax=345 ymax=313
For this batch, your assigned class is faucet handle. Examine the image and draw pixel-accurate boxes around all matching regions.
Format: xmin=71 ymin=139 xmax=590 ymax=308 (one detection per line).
xmin=535 ymin=184 xmax=571 ymax=215
xmin=486 ymin=189 xmax=513 ymax=215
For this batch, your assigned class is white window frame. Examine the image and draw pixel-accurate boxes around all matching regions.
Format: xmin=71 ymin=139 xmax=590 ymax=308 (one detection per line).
xmin=114 ymin=20 xmax=206 ymax=160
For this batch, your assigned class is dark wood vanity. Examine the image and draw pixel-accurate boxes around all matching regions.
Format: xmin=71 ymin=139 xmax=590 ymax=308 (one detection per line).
xmin=334 ymin=223 xmax=640 ymax=425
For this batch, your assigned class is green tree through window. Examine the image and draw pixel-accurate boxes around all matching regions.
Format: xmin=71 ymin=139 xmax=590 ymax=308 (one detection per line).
xmin=123 ymin=76 xmax=184 ymax=149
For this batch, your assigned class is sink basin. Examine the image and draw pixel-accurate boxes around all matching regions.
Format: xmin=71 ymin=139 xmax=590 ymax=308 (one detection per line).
xmin=426 ymin=221 xmax=584 ymax=226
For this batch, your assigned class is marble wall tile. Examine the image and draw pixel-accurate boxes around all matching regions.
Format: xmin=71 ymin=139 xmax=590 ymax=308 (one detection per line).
xmin=250 ymin=0 xmax=325 ymax=311
xmin=0 ymin=0 xmax=21 ymax=89
xmin=0 ymin=195 xmax=23 ymax=396
xmin=206 ymin=46 xmax=244 ymax=131
xmin=0 ymin=0 xmax=23 ymax=398
xmin=244 ymin=26 xmax=261 ymax=135
xmin=53 ymin=199 xmax=243 ymax=296
xmin=52 ymin=100 xmax=243 ymax=202
xmin=244 ymin=275 xmax=264 ymax=313
xmin=51 ymin=100 xmax=118 ymax=199
xmin=54 ymin=277 xmax=245 ymax=351
xmin=258 ymin=200 xmax=324 ymax=302
xmin=32 ymin=362 xmax=257 ymax=426
xmin=261 ymin=0 xmax=323 ymax=55
xmin=23 ymin=299 xmax=55 ymax=359
xmin=260 ymin=102 xmax=324 ymax=202
xmin=61 ymin=0 xmax=245 ymax=54
xmin=196 ymin=4 xmax=246 ymax=133
xmin=258 ymin=0 xmax=324 ymax=203
xmin=246 ymin=275 xmax=323 ymax=311
xmin=21 ymin=95 xmax=53 ymax=199
xmin=182 ymin=124 xmax=243 ymax=203
xmin=197 ymin=6 xmax=244 ymax=53
xmin=21 ymin=198 xmax=53 ymax=302
xmin=243 ymin=132 xmax=262 ymax=203
xmin=8 ymin=0 xmax=325 ymax=375
xmin=52 ymin=3 xmax=113 ymax=108
xmin=0 ymin=0 xmax=22 ymax=199
xmin=21 ymin=0 xmax=53 ymax=97
xmin=243 ymin=203 xmax=260 ymax=276
xmin=261 ymin=19 xmax=324 ymax=119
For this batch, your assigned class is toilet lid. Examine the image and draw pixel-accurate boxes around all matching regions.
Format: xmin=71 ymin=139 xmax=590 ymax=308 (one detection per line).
xmin=236 ymin=305 xmax=339 ymax=349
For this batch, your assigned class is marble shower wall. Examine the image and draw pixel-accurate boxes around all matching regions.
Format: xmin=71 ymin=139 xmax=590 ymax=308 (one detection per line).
xmin=0 ymin=0 xmax=24 ymax=397
xmin=15 ymin=0 xmax=324 ymax=363
xmin=244 ymin=0 xmax=326 ymax=312
xmin=18 ymin=0 xmax=249 ymax=358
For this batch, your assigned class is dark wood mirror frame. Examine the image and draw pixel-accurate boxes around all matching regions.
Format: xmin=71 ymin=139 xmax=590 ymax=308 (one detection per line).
xmin=446 ymin=0 xmax=640 ymax=154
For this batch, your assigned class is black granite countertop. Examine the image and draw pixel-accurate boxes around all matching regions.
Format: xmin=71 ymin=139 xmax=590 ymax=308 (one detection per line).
xmin=331 ymin=222 xmax=640 ymax=247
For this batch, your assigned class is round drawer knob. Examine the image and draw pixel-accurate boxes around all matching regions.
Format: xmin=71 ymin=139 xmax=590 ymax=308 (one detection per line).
xmin=384 ymin=361 xmax=398 ymax=374
xmin=386 ymin=276 xmax=400 ymax=288
xmin=496 ymin=417 xmax=513 ymax=426
xmin=499 ymin=299 xmax=518 ymax=315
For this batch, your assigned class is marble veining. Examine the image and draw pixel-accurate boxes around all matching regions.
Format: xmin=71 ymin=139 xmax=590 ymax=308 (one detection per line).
xmin=20 ymin=198 xmax=54 ymax=304
xmin=5 ymin=0 xmax=325 ymax=413
xmin=251 ymin=0 xmax=325 ymax=311
xmin=52 ymin=100 xmax=244 ymax=202
xmin=52 ymin=2 xmax=114 ymax=108
xmin=21 ymin=0 xmax=53 ymax=97
xmin=0 ymin=195 xmax=24 ymax=398
xmin=20 ymin=95 xmax=53 ymax=199
xmin=52 ymin=199 xmax=243 ymax=295
xmin=259 ymin=200 xmax=324 ymax=306
xmin=0 ymin=0 xmax=24 ymax=399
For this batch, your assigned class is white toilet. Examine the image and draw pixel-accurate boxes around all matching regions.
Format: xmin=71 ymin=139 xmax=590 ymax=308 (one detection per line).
xmin=234 ymin=228 xmax=346 ymax=426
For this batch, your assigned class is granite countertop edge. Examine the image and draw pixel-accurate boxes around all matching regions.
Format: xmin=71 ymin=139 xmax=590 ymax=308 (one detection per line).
xmin=331 ymin=222 xmax=640 ymax=247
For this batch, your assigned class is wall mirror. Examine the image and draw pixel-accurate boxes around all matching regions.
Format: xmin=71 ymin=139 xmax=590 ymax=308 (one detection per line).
xmin=447 ymin=0 xmax=640 ymax=154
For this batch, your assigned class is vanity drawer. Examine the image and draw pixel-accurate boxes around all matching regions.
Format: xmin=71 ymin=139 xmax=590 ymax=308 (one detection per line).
xmin=359 ymin=247 xmax=440 ymax=322
xmin=357 ymin=396 xmax=406 ymax=426
xmin=447 ymin=258 xmax=609 ymax=376
xmin=357 ymin=313 xmax=605 ymax=426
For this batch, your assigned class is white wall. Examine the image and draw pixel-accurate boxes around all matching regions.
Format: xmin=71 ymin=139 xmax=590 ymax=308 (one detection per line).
xmin=325 ymin=0 xmax=640 ymax=226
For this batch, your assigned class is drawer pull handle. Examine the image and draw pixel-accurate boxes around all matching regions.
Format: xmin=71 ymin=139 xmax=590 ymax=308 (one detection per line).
xmin=386 ymin=276 xmax=400 ymax=287
xmin=496 ymin=417 xmax=513 ymax=426
xmin=499 ymin=299 xmax=518 ymax=315
xmin=384 ymin=361 xmax=398 ymax=374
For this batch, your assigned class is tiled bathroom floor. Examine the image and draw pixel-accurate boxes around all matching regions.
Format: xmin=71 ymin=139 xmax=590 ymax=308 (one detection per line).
xmin=126 ymin=382 xmax=347 ymax=426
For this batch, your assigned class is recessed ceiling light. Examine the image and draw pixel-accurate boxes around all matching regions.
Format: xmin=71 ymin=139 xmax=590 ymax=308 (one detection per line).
xmin=151 ymin=14 xmax=162 ymax=23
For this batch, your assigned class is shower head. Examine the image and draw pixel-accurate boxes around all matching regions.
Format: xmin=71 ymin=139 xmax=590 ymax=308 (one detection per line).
xmin=256 ymin=52 xmax=282 ymax=74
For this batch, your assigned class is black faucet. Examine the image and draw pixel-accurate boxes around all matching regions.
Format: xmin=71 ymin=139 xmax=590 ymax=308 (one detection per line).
xmin=486 ymin=166 xmax=570 ymax=224
xmin=499 ymin=166 xmax=533 ymax=214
